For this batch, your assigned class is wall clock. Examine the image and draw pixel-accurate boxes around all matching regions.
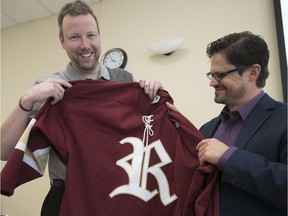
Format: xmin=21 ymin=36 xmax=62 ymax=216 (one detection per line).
xmin=101 ymin=48 xmax=128 ymax=69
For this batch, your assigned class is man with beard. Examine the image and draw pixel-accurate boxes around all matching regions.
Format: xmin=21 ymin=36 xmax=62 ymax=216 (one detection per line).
xmin=1 ymin=1 xmax=163 ymax=215
xmin=168 ymin=31 xmax=287 ymax=216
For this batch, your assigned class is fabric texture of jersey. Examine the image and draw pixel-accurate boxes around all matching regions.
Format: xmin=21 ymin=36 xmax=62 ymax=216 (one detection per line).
xmin=31 ymin=63 xmax=134 ymax=181
xmin=1 ymin=80 xmax=219 ymax=216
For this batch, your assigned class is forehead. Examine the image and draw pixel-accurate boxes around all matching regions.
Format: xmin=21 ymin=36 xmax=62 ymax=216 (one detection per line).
xmin=210 ymin=53 xmax=234 ymax=71
xmin=62 ymin=14 xmax=98 ymax=34
xmin=211 ymin=53 xmax=228 ymax=65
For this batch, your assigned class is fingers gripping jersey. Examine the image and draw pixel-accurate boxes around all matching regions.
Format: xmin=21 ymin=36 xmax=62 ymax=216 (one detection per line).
xmin=1 ymin=80 xmax=219 ymax=216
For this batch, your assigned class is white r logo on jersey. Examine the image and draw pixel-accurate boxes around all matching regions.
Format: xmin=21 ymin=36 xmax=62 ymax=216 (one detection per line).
xmin=109 ymin=136 xmax=177 ymax=206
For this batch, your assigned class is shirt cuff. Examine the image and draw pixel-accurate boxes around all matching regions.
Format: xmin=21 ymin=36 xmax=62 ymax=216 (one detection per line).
xmin=217 ymin=146 xmax=238 ymax=171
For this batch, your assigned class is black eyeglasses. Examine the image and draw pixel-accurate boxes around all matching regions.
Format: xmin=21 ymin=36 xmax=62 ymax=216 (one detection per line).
xmin=206 ymin=65 xmax=247 ymax=81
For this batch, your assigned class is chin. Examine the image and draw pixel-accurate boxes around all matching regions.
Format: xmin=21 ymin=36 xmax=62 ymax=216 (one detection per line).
xmin=214 ymin=96 xmax=224 ymax=104
xmin=81 ymin=63 xmax=97 ymax=72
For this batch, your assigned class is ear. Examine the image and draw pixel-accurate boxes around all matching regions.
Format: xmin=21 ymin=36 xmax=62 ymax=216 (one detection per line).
xmin=59 ymin=34 xmax=65 ymax=48
xmin=248 ymin=64 xmax=261 ymax=82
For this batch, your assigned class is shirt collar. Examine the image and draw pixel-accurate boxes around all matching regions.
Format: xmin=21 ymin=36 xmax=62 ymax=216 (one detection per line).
xmin=98 ymin=64 xmax=110 ymax=80
xmin=63 ymin=62 xmax=111 ymax=81
xmin=238 ymin=91 xmax=265 ymax=121
xmin=220 ymin=91 xmax=265 ymax=122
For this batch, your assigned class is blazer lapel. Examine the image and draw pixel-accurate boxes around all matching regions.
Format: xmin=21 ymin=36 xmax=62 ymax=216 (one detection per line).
xmin=234 ymin=94 xmax=275 ymax=149
xmin=200 ymin=116 xmax=221 ymax=138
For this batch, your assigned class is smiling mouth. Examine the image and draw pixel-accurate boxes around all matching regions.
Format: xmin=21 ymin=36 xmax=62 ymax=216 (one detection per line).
xmin=214 ymin=87 xmax=226 ymax=94
xmin=80 ymin=52 xmax=93 ymax=58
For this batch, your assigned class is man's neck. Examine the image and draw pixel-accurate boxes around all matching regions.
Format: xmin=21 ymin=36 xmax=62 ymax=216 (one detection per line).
xmin=228 ymin=88 xmax=263 ymax=112
xmin=70 ymin=62 xmax=100 ymax=80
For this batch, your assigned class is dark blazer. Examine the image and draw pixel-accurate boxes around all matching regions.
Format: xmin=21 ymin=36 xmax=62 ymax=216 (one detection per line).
xmin=200 ymin=93 xmax=287 ymax=216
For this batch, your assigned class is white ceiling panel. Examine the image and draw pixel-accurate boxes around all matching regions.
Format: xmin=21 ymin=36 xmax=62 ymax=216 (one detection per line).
xmin=38 ymin=0 xmax=101 ymax=13
xmin=1 ymin=0 xmax=52 ymax=23
xmin=1 ymin=13 xmax=17 ymax=29
xmin=1 ymin=0 xmax=102 ymax=30
xmin=38 ymin=0 xmax=81 ymax=14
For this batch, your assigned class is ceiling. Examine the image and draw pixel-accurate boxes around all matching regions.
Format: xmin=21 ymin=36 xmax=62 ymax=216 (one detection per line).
xmin=1 ymin=0 xmax=102 ymax=30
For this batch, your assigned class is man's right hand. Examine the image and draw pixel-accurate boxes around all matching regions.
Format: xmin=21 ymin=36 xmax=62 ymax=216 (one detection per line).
xmin=21 ymin=79 xmax=72 ymax=109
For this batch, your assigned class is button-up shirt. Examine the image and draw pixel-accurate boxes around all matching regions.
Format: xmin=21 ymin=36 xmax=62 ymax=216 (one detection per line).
xmin=214 ymin=91 xmax=265 ymax=170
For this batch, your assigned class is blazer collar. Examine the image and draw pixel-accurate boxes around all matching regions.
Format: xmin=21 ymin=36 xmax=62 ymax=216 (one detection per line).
xmin=234 ymin=93 xmax=276 ymax=149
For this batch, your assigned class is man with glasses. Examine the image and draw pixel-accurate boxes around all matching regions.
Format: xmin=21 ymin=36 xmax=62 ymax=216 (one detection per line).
xmin=168 ymin=31 xmax=287 ymax=216
xmin=206 ymin=65 xmax=247 ymax=81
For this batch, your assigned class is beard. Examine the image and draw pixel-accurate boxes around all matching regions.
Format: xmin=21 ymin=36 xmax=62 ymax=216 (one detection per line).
xmin=214 ymin=85 xmax=247 ymax=108
xmin=78 ymin=58 xmax=98 ymax=72
xmin=72 ymin=52 xmax=99 ymax=73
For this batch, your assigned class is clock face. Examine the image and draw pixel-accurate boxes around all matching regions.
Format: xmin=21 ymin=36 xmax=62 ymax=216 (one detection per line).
xmin=102 ymin=48 xmax=127 ymax=69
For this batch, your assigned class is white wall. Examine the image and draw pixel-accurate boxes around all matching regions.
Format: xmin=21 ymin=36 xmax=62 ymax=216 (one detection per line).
xmin=1 ymin=0 xmax=283 ymax=215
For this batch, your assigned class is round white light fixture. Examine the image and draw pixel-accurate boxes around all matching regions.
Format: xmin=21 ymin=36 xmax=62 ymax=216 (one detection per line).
xmin=146 ymin=38 xmax=184 ymax=55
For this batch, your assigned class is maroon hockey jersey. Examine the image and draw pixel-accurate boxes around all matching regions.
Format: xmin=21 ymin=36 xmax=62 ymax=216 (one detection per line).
xmin=1 ymin=80 xmax=219 ymax=216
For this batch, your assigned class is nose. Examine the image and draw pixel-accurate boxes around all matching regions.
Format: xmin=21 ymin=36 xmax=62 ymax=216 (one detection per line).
xmin=80 ymin=38 xmax=90 ymax=49
xmin=209 ymin=78 xmax=219 ymax=86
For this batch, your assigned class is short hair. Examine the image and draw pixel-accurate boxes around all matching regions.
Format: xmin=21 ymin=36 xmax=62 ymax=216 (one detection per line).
xmin=58 ymin=0 xmax=100 ymax=37
xmin=206 ymin=31 xmax=270 ymax=88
